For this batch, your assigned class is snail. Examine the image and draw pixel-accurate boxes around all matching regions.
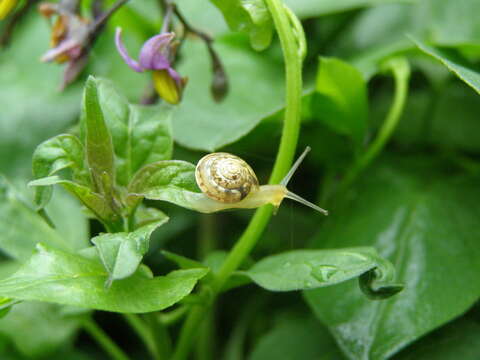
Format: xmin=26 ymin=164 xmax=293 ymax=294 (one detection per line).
xmin=190 ymin=147 xmax=328 ymax=215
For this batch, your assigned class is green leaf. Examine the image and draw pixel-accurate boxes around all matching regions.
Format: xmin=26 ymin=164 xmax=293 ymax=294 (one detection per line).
xmin=0 ymin=302 xmax=85 ymax=358
xmin=93 ymin=217 xmax=168 ymax=285
xmin=175 ymin=35 xmax=284 ymax=151
xmin=93 ymin=79 xmax=174 ymax=186
xmin=0 ymin=15 xmax=82 ymax=180
xmin=82 ymin=76 xmax=116 ymax=192
xmin=0 ymin=177 xmax=72 ymax=260
xmin=249 ymin=315 xmax=344 ymax=360
xmin=128 ymin=160 xmax=201 ymax=211
xmin=162 ymin=250 xmax=207 ymax=271
xmin=0 ymin=244 xmax=208 ymax=313
xmin=395 ymin=317 xmax=480 ymax=360
xmin=411 ymin=37 xmax=480 ymax=94
xmin=29 ymin=177 xmax=119 ymax=225
xmin=31 ymin=134 xmax=87 ymax=209
xmin=311 ymin=57 xmax=368 ymax=148
xmin=245 ymin=247 xmax=400 ymax=293
xmin=210 ymin=0 xmax=273 ymax=51
xmin=285 ymin=0 xmax=410 ymax=18
xmin=304 ymin=156 xmax=480 ymax=359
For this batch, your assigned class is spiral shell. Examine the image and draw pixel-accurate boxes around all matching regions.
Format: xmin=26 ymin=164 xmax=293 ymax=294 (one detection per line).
xmin=195 ymin=153 xmax=259 ymax=203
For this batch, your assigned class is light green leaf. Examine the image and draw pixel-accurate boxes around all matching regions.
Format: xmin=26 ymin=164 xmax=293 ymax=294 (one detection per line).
xmin=31 ymin=134 xmax=87 ymax=209
xmin=210 ymin=0 xmax=273 ymax=51
xmin=0 ymin=177 xmax=72 ymax=260
xmin=311 ymin=57 xmax=368 ymax=148
xmin=245 ymin=247 xmax=400 ymax=293
xmin=0 ymin=16 xmax=82 ymax=179
xmin=0 ymin=302 xmax=85 ymax=358
xmin=411 ymin=37 xmax=480 ymax=94
xmin=162 ymin=250 xmax=207 ymax=271
xmin=304 ymin=156 xmax=480 ymax=359
xmin=128 ymin=160 xmax=201 ymax=211
xmin=82 ymin=76 xmax=116 ymax=192
xmin=29 ymin=177 xmax=118 ymax=225
xmin=93 ymin=79 xmax=174 ymax=186
xmin=93 ymin=217 xmax=168 ymax=285
xmin=0 ymin=244 xmax=208 ymax=313
xmin=285 ymin=0 xmax=413 ymax=18
xmin=175 ymin=35 xmax=284 ymax=151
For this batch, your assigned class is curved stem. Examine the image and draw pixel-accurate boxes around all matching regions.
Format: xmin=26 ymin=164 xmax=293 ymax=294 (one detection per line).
xmin=340 ymin=57 xmax=410 ymax=190
xmin=123 ymin=314 xmax=162 ymax=360
xmin=172 ymin=1 xmax=304 ymax=359
xmin=83 ymin=318 xmax=130 ymax=360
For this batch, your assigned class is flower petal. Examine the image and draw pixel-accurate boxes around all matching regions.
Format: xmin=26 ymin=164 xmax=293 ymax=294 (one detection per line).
xmin=115 ymin=27 xmax=143 ymax=73
xmin=40 ymin=38 xmax=79 ymax=62
xmin=138 ymin=32 xmax=174 ymax=70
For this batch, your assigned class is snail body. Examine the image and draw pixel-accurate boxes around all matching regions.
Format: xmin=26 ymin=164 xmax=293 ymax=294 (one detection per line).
xmin=192 ymin=147 xmax=328 ymax=215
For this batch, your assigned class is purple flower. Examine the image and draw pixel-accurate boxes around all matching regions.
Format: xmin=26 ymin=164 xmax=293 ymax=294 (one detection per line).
xmin=115 ymin=27 xmax=186 ymax=105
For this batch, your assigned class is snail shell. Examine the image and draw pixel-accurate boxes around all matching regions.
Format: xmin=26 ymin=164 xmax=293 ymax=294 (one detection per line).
xmin=195 ymin=153 xmax=259 ymax=203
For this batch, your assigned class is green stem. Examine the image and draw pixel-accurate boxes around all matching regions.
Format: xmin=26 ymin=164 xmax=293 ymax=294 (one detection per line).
xmin=340 ymin=57 xmax=410 ymax=190
xmin=83 ymin=318 xmax=130 ymax=360
xmin=172 ymin=1 xmax=304 ymax=359
xmin=123 ymin=314 xmax=161 ymax=360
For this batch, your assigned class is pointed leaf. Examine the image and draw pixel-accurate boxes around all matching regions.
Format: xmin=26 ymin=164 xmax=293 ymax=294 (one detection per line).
xmin=411 ymin=37 xmax=480 ymax=94
xmin=245 ymin=247 xmax=400 ymax=293
xmin=29 ymin=177 xmax=118 ymax=224
xmin=0 ymin=244 xmax=208 ymax=313
xmin=93 ymin=216 xmax=169 ymax=284
xmin=82 ymin=76 xmax=116 ymax=192
xmin=31 ymin=134 xmax=87 ymax=209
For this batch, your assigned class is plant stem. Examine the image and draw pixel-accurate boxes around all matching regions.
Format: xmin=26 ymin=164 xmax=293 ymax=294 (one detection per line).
xmin=172 ymin=1 xmax=304 ymax=358
xmin=83 ymin=318 xmax=130 ymax=360
xmin=339 ymin=57 xmax=411 ymax=190
xmin=123 ymin=314 xmax=161 ymax=360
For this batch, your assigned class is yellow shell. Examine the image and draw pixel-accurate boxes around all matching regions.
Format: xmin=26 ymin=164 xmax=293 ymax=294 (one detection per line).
xmin=195 ymin=153 xmax=259 ymax=203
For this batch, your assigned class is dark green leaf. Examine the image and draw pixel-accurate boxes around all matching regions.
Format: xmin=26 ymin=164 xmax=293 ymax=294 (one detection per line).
xmin=31 ymin=134 xmax=87 ymax=209
xmin=395 ymin=317 xmax=480 ymax=360
xmin=82 ymin=76 xmax=116 ymax=192
xmin=245 ymin=247 xmax=399 ymax=292
xmin=162 ymin=250 xmax=207 ymax=270
xmin=93 ymin=217 xmax=168 ymax=285
xmin=0 ymin=176 xmax=72 ymax=260
xmin=311 ymin=57 xmax=368 ymax=148
xmin=304 ymin=156 xmax=480 ymax=359
xmin=411 ymin=37 xmax=480 ymax=94
xmin=175 ymin=35 xmax=284 ymax=151
xmin=210 ymin=0 xmax=273 ymax=51
xmin=93 ymin=79 xmax=174 ymax=186
xmin=249 ymin=315 xmax=344 ymax=360
xmin=0 ymin=244 xmax=208 ymax=313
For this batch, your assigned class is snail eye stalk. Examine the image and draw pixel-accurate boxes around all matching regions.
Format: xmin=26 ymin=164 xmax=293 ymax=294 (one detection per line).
xmin=280 ymin=146 xmax=328 ymax=216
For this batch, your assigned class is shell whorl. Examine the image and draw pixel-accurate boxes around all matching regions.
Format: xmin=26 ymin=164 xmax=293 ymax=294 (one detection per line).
xmin=195 ymin=153 xmax=259 ymax=203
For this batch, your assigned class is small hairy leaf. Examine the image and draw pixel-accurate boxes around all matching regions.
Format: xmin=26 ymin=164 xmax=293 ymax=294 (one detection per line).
xmin=0 ymin=244 xmax=208 ymax=313
xmin=93 ymin=216 xmax=169 ymax=285
xmin=31 ymin=134 xmax=87 ymax=209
